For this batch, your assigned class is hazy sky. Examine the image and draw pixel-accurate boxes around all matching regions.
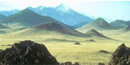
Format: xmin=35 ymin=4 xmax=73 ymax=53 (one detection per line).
xmin=0 ymin=0 xmax=130 ymax=22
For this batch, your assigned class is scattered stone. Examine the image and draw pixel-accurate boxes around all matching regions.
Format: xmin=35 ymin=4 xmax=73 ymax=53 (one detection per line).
xmin=108 ymin=43 xmax=130 ymax=65
xmin=98 ymin=50 xmax=110 ymax=54
xmin=86 ymin=39 xmax=95 ymax=42
xmin=0 ymin=40 xmax=59 ymax=65
xmin=75 ymin=42 xmax=80 ymax=45
xmin=7 ymin=44 xmax=12 ymax=46
xmin=98 ymin=62 xmax=105 ymax=65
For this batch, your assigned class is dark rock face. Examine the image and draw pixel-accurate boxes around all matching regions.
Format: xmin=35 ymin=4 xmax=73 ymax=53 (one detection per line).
xmin=60 ymin=62 xmax=79 ymax=65
xmin=108 ymin=43 xmax=130 ymax=65
xmin=0 ymin=40 xmax=59 ymax=65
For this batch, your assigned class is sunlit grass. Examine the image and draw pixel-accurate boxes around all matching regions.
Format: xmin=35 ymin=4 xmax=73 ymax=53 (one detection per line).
xmin=0 ymin=28 xmax=129 ymax=64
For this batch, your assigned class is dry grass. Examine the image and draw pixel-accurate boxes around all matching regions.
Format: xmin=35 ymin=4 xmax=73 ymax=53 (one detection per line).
xmin=0 ymin=28 xmax=129 ymax=65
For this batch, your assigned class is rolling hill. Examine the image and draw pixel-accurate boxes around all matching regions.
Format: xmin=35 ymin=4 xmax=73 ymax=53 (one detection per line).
xmin=33 ymin=22 xmax=87 ymax=37
xmin=77 ymin=18 xmax=113 ymax=33
xmin=85 ymin=29 xmax=110 ymax=38
xmin=0 ymin=9 xmax=73 ymax=29
xmin=27 ymin=4 xmax=93 ymax=26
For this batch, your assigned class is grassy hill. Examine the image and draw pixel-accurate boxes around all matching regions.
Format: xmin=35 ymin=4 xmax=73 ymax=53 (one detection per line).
xmin=77 ymin=18 xmax=113 ymax=33
xmin=19 ymin=22 xmax=89 ymax=37
xmin=85 ymin=29 xmax=110 ymax=39
xmin=0 ymin=9 xmax=73 ymax=29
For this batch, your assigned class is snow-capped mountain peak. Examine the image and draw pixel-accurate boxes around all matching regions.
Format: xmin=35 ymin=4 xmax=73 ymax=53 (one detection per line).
xmin=37 ymin=5 xmax=45 ymax=10
xmin=56 ymin=4 xmax=72 ymax=14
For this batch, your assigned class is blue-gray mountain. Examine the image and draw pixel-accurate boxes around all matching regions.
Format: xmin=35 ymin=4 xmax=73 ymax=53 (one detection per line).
xmin=27 ymin=4 xmax=93 ymax=26
xmin=0 ymin=14 xmax=6 ymax=19
xmin=0 ymin=9 xmax=19 ymax=16
xmin=110 ymin=20 xmax=130 ymax=27
xmin=0 ymin=9 xmax=73 ymax=29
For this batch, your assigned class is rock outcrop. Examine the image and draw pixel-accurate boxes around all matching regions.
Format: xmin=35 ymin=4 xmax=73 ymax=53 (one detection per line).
xmin=108 ymin=43 xmax=130 ymax=65
xmin=0 ymin=40 xmax=59 ymax=65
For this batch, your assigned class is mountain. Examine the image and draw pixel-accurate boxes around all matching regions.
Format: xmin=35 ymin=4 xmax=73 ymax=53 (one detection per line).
xmin=85 ymin=29 xmax=109 ymax=38
xmin=110 ymin=20 xmax=130 ymax=27
xmin=27 ymin=4 xmax=93 ymax=26
xmin=73 ymin=22 xmax=88 ymax=28
xmin=0 ymin=14 xmax=6 ymax=19
xmin=0 ymin=9 xmax=19 ymax=16
xmin=0 ymin=9 xmax=73 ymax=29
xmin=77 ymin=18 xmax=113 ymax=32
xmin=33 ymin=22 xmax=87 ymax=36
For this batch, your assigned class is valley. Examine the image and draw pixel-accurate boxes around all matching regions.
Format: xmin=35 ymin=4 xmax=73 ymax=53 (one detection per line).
xmin=0 ymin=3 xmax=130 ymax=65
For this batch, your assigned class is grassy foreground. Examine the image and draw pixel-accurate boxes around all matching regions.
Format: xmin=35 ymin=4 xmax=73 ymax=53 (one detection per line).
xmin=0 ymin=29 xmax=129 ymax=65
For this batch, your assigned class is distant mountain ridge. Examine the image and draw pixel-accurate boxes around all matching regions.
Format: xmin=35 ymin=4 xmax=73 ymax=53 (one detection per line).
xmin=27 ymin=4 xmax=93 ymax=26
xmin=110 ymin=20 xmax=130 ymax=27
xmin=0 ymin=9 xmax=73 ymax=29
xmin=0 ymin=9 xmax=19 ymax=16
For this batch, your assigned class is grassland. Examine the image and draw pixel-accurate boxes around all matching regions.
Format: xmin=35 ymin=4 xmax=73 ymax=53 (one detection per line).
xmin=0 ymin=28 xmax=129 ymax=65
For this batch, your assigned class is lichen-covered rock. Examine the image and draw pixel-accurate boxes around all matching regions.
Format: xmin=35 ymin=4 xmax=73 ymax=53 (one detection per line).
xmin=108 ymin=43 xmax=130 ymax=65
xmin=0 ymin=40 xmax=59 ymax=65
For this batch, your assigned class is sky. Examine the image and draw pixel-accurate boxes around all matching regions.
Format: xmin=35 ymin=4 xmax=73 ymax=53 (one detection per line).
xmin=0 ymin=0 xmax=130 ymax=22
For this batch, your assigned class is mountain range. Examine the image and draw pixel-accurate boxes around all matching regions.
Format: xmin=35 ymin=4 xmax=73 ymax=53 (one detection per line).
xmin=0 ymin=9 xmax=73 ymax=29
xmin=0 ymin=4 xmax=93 ymax=26
xmin=0 ymin=9 xmax=19 ymax=16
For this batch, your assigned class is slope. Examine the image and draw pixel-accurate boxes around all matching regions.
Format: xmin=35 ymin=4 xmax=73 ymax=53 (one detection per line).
xmin=0 ymin=24 xmax=8 ymax=29
xmin=119 ymin=25 xmax=130 ymax=32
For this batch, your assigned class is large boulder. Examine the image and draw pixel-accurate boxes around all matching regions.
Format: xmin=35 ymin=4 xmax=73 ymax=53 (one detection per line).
xmin=108 ymin=43 xmax=130 ymax=65
xmin=0 ymin=40 xmax=59 ymax=65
